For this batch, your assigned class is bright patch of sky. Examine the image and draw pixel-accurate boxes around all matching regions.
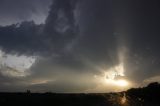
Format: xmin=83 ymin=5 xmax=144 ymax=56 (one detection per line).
xmin=0 ymin=50 xmax=36 ymax=77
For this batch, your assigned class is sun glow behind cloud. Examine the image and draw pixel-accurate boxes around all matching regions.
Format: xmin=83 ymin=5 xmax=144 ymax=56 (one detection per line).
xmin=103 ymin=63 xmax=130 ymax=88
xmin=89 ymin=62 xmax=131 ymax=93
xmin=105 ymin=79 xmax=129 ymax=87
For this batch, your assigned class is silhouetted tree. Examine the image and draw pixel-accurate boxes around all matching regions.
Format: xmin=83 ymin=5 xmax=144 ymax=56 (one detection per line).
xmin=26 ymin=90 xmax=31 ymax=94
xmin=147 ymin=82 xmax=159 ymax=88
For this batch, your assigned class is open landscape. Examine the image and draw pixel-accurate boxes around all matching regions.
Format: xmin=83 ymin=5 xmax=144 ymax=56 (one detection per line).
xmin=0 ymin=82 xmax=160 ymax=106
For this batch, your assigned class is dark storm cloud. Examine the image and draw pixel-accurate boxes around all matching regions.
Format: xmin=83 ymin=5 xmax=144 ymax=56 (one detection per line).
xmin=119 ymin=0 xmax=160 ymax=82
xmin=0 ymin=0 xmax=78 ymax=56
xmin=0 ymin=0 xmax=84 ymax=92
xmin=0 ymin=0 xmax=52 ymax=25
xmin=0 ymin=21 xmax=46 ymax=55
xmin=74 ymin=0 xmax=119 ymax=67
xmin=0 ymin=0 xmax=119 ymax=63
xmin=44 ymin=0 xmax=79 ymax=53
xmin=0 ymin=0 xmax=160 ymax=92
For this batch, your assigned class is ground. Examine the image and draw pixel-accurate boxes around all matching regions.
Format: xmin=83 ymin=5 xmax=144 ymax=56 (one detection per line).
xmin=0 ymin=82 xmax=160 ymax=106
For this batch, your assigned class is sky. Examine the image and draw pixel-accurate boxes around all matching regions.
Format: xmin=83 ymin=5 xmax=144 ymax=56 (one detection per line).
xmin=0 ymin=0 xmax=160 ymax=93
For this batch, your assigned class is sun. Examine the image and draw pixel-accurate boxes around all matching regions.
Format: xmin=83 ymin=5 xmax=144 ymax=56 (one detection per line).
xmin=105 ymin=79 xmax=129 ymax=87
xmin=114 ymin=79 xmax=128 ymax=87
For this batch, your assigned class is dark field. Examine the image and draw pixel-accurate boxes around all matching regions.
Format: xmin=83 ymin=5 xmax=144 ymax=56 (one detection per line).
xmin=0 ymin=82 xmax=160 ymax=106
